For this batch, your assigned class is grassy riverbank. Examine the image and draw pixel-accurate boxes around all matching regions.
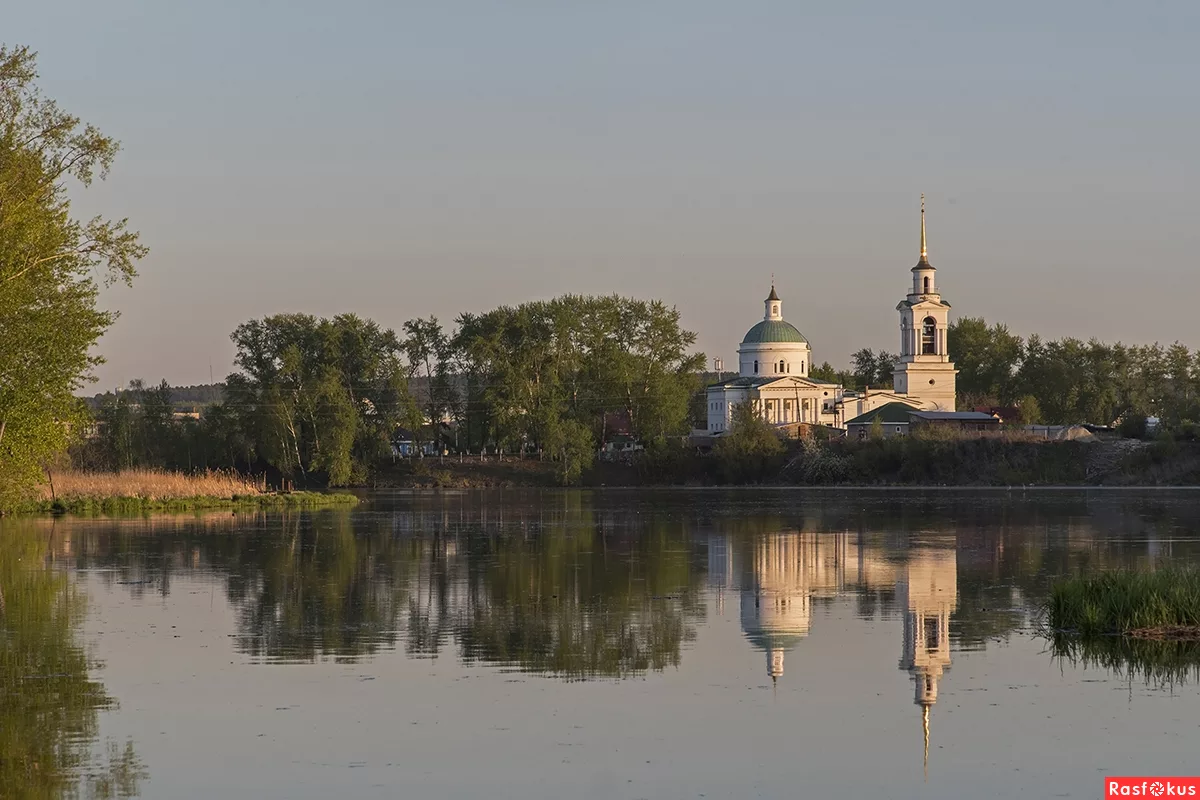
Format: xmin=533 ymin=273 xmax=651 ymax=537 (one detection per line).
xmin=17 ymin=469 xmax=358 ymax=515
xmin=369 ymin=437 xmax=1200 ymax=488
xmin=1048 ymin=569 xmax=1200 ymax=639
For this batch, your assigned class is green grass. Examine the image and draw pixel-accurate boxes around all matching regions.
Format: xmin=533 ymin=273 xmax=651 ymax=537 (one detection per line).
xmin=1048 ymin=568 xmax=1200 ymax=637
xmin=18 ymin=491 xmax=359 ymax=516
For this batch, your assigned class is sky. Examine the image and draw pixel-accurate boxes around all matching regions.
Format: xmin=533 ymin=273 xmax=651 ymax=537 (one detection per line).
xmin=7 ymin=0 xmax=1200 ymax=389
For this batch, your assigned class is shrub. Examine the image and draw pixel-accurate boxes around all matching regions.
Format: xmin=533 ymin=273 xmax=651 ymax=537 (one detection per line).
xmin=714 ymin=403 xmax=785 ymax=483
xmin=1118 ymin=413 xmax=1149 ymax=439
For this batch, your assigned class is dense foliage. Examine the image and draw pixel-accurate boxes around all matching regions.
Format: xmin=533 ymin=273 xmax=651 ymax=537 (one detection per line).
xmin=713 ymin=402 xmax=786 ymax=483
xmin=950 ymin=317 xmax=1200 ymax=426
xmin=0 ymin=46 xmax=146 ymax=510
xmin=452 ymin=295 xmax=704 ymax=453
xmin=78 ymin=295 xmax=702 ymax=487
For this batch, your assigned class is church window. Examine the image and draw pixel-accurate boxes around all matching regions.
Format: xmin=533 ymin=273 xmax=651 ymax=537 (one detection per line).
xmin=801 ymin=360 xmax=805 ymax=373
xmin=924 ymin=616 xmax=940 ymax=651
xmin=923 ymin=276 xmax=931 ymax=294
xmin=754 ymin=360 xmax=758 ymax=374
xmin=778 ymin=360 xmax=785 ymax=373
xmin=921 ymin=317 xmax=937 ymax=354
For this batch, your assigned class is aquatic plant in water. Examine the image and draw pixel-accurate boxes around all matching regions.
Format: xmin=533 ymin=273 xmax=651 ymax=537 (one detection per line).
xmin=1048 ymin=568 xmax=1200 ymax=638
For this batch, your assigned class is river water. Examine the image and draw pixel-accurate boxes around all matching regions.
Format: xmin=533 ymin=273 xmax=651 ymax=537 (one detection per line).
xmin=4 ymin=488 xmax=1200 ymax=799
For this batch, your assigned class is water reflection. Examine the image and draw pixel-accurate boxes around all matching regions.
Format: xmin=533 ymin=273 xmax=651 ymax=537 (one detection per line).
xmin=709 ymin=528 xmax=958 ymax=772
xmin=14 ymin=489 xmax=1200 ymax=796
xmin=0 ymin=521 xmax=146 ymax=799
xmin=36 ymin=491 xmax=1200 ymax=683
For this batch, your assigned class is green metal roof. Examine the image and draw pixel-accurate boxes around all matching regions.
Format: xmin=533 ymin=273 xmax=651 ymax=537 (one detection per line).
xmin=845 ymin=401 xmax=922 ymax=426
xmin=741 ymin=319 xmax=807 ymax=344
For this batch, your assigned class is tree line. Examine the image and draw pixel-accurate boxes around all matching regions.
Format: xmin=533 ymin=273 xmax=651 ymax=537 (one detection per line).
xmin=78 ymin=295 xmax=705 ymax=486
xmin=947 ymin=317 xmax=1200 ymax=427
xmin=78 ymin=310 xmax=1200 ymax=489
xmin=809 ymin=318 xmax=1200 ymax=428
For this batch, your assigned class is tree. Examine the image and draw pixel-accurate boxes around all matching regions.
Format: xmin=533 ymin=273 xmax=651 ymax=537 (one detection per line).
xmin=1013 ymin=394 xmax=1042 ymax=425
xmin=949 ymin=317 xmax=1023 ymax=404
xmin=809 ymin=361 xmax=839 ymax=382
xmin=0 ymin=46 xmax=147 ymax=509
xmin=224 ymin=314 xmax=415 ymax=485
xmin=403 ymin=316 xmax=456 ymax=452
xmin=714 ymin=402 xmax=785 ymax=483
xmin=849 ymin=349 xmax=897 ymax=390
xmin=544 ymin=418 xmax=595 ymax=485
xmin=449 ymin=295 xmax=704 ymax=454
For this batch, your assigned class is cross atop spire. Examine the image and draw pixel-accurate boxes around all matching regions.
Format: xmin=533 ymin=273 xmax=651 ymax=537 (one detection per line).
xmin=920 ymin=194 xmax=928 ymax=262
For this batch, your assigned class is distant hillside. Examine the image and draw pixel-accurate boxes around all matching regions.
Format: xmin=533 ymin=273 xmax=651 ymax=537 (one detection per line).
xmin=83 ymin=383 xmax=225 ymax=410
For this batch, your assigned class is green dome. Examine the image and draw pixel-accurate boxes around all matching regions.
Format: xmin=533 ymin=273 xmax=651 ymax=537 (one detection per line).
xmin=741 ymin=319 xmax=807 ymax=344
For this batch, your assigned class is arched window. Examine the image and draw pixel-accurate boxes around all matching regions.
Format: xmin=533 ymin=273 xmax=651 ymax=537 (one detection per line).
xmin=801 ymin=360 xmax=805 ymax=373
xmin=921 ymin=317 xmax=937 ymax=354
xmin=753 ymin=360 xmax=759 ymax=374
xmin=778 ymin=360 xmax=785 ymax=373
xmin=923 ymin=276 xmax=931 ymax=294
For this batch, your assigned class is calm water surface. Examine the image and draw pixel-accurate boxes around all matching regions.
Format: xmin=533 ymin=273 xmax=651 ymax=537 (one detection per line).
xmin=4 ymin=489 xmax=1200 ymax=799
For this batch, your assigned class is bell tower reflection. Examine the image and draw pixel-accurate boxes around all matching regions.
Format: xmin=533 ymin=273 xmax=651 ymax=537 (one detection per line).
xmin=708 ymin=527 xmax=959 ymax=775
xmin=897 ymin=549 xmax=957 ymax=777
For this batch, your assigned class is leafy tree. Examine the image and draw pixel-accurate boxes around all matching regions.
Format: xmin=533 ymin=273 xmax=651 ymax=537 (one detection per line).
xmin=0 ymin=46 xmax=147 ymax=510
xmin=714 ymin=402 xmax=785 ymax=483
xmin=1013 ymin=394 xmax=1042 ymax=425
xmin=403 ymin=316 xmax=456 ymax=452
xmin=809 ymin=361 xmax=839 ymax=382
xmin=544 ymin=418 xmax=595 ymax=485
xmin=224 ymin=314 xmax=415 ymax=485
xmin=849 ymin=349 xmax=897 ymax=390
xmin=451 ymin=295 xmax=703 ymax=453
xmin=949 ymin=317 xmax=1024 ymax=404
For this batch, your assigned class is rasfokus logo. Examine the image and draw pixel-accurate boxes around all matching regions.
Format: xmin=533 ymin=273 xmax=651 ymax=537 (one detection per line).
xmin=1107 ymin=777 xmax=1200 ymax=797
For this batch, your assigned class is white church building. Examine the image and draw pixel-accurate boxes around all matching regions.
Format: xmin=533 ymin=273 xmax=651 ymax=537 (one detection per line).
xmin=705 ymin=199 xmax=958 ymax=433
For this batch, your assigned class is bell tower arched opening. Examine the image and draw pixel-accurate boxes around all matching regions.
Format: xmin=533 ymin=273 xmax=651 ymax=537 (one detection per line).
xmin=921 ymin=317 xmax=937 ymax=355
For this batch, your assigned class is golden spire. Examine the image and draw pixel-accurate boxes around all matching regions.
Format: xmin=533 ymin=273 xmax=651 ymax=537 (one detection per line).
xmin=922 ymin=704 xmax=930 ymax=782
xmin=920 ymin=194 xmax=928 ymax=261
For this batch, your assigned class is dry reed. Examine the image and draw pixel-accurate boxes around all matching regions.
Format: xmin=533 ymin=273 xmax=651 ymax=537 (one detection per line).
xmin=40 ymin=469 xmax=263 ymax=501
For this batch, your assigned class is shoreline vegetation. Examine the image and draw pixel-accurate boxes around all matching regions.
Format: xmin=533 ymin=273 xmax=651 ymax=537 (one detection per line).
xmin=1049 ymin=570 xmax=1200 ymax=640
xmin=1047 ymin=569 xmax=1200 ymax=683
xmin=15 ymin=469 xmax=357 ymax=516
xmin=373 ymin=432 xmax=1200 ymax=489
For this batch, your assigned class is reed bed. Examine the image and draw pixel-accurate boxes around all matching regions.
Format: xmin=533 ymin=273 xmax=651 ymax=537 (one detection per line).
xmin=41 ymin=469 xmax=264 ymax=501
xmin=1048 ymin=569 xmax=1200 ymax=638
xmin=24 ymin=469 xmax=358 ymax=515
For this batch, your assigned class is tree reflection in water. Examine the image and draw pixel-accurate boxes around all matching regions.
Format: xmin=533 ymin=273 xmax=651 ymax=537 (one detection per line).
xmin=0 ymin=521 xmax=146 ymax=799
xmin=36 ymin=490 xmax=1200 ymax=689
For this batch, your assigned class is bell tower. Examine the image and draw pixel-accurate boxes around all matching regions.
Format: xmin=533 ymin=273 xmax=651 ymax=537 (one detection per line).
xmin=892 ymin=195 xmax=957 ymax=410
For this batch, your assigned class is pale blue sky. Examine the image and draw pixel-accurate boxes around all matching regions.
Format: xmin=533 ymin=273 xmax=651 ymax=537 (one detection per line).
xmin=8 ymin=1 xmax=1199 ymax=387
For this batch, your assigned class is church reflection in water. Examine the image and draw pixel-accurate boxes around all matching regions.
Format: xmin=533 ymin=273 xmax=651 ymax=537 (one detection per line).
xmin=708 ymin=529 xmax=956 ymax=770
